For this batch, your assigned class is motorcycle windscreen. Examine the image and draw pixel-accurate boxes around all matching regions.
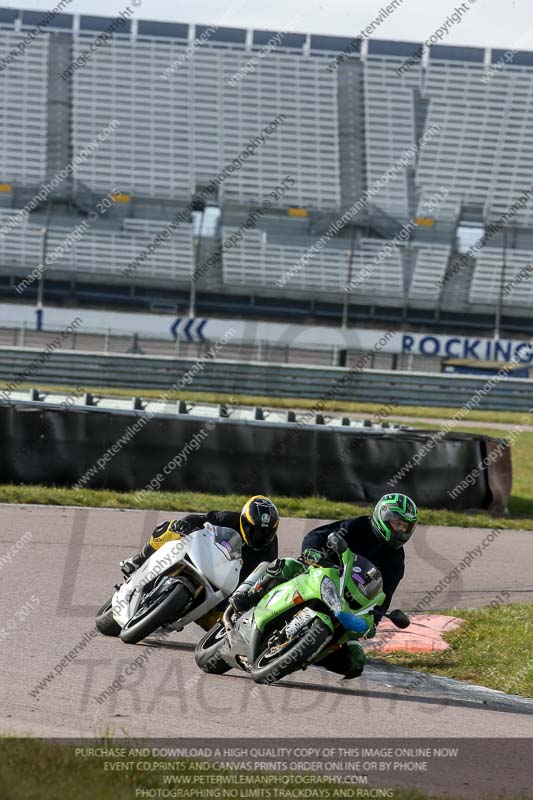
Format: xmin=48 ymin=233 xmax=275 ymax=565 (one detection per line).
xmin=213 ymin=526 xmax=242 ymax=560
xmin=186 ymin=525 xmax=242 ymax=595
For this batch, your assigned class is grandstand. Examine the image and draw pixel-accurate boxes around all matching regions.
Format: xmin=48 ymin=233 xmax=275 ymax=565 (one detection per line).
xmin=0 ymin=29 xmax=48 ymax=187
xmin=1 ymin=9 xmax=533 ymax=329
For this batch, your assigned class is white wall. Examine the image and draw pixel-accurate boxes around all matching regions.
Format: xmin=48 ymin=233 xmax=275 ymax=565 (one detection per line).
xmin=1 ymin=302 xmax=532 ymax=363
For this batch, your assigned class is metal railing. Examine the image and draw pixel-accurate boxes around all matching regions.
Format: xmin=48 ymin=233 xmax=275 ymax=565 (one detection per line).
xmin=0 ymin=346 xmax=531 ymax=410
xmin=0 ymin=325 xmax=442 ymax=372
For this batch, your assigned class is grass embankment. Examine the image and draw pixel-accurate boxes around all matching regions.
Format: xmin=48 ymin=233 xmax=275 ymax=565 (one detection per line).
xmin=1 ymin=484 xmax=533 ymax=531
xmin=0 ymin=738 xmax=516 ymax=800
xmin=380 ymin=603 xmax=533 ymax=697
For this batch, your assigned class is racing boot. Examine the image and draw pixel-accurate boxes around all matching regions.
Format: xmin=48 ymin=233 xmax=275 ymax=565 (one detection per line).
xmin=316 ymin=641 xmax=366 ymax=680
xmin=120 ymin=542 xmax=154 ymax=577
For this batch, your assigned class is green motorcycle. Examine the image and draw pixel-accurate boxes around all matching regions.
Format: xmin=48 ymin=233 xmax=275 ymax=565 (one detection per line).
xmin=195 ymin=531 xmax=410 ymax=684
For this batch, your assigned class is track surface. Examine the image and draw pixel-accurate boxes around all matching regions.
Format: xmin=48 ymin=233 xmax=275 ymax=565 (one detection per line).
xmin=0 ymin=504 xmax=532 ymax=744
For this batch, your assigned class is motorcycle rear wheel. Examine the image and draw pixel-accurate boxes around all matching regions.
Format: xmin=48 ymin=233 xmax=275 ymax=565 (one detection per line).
xmin=251 ymin=617 xmax=331 ymax=685
xmin=195 ymin=623 xmax=232 ymax=675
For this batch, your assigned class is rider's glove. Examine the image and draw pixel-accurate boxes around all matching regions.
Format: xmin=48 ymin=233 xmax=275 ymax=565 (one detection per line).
xmin=265 ymin=559 xmax=285 ymax=578
xmin=171 ymin=519 xmax=194 ymax=536
xmin=335 ymin=611 xmax=369 ymax=634
xmin=299 ymin=548 xmax=335 ymax=567
xmin=327 ymin=529 xmax=348 ymax=554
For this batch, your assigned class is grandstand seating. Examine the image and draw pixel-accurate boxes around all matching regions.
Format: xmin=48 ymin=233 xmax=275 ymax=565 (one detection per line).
xmin=70 ymin=37 xmax=341 ymax=210
xmin=45 ymin=225 xmax=194 ymax=281
xmin=0 ymin=209 xmax=450 ymax=304
xmin=1 ymin=12 xmax=533 ymax=317
xmin=364 ymin=45 xmax=422 ymax=219
xmin=469 ymin=248 xmax=533 ymax=306
xmin=408 ymin=245 xmax=451 ymax=302
xmin=0 ymin=32 xmax=48 ymax=186
xmin=0 ymin=210 xmax=42 ymax=267
xmin=417 ymin=55 xmax=533 ymax=227
xmin=220 ymin=227 xmax=404 ymax=297
xmin=0 ymin=211 xmax=194 ymax=283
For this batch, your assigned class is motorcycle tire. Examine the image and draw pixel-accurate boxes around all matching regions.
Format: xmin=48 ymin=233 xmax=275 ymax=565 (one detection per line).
xmin=251 ymin=617 xmax=331 ymax=685
xmin=120 ymin=582 xmax=192 ymax=645
xmin=95 ymin=597 xmax=121 ymax=637
xmin=195 ymin=623 xmax=232 ymax=675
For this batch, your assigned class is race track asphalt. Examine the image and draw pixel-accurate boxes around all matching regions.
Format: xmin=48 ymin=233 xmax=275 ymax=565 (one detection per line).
xmin=0 ymin=503 xmax=531 ymax=755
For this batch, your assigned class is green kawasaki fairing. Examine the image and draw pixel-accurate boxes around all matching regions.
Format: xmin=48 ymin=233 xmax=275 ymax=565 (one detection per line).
xmin=253 ymin=551 xmax=386 ymax=659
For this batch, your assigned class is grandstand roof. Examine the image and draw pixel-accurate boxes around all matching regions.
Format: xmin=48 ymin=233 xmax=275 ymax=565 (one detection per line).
xmin=2 ymin=8 xmax=533 ymax=66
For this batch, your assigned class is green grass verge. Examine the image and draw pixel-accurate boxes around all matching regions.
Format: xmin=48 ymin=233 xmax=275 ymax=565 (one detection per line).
xmin=378 ymin=603 xmax=533 ymax=697
xmin=1 ymin=484 xmax=533 ymax=531
xmin=0 ymin=738 xmax=517 ymax=800
xmin=4 ymin=380 xmax=533 ymax=426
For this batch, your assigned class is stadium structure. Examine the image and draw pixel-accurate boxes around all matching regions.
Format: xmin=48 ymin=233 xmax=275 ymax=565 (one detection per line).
xmin=1 ymin=8 xmax=533 ymax=332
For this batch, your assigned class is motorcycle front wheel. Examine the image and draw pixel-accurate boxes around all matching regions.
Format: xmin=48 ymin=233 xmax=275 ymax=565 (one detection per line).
xmin=120 ymin=581 xmax=193 ymax=644
xmin=251 ymin=617 xmax=331 ymax=685
xmin=195 ymin=623 xmax=232 ymax=675
xmin=95 ymin=597 xmax=121 ymax=637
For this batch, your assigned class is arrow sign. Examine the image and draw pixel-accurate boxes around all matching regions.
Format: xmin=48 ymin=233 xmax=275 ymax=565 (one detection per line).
xmin=196 ymin=319 xmax=207 ymax=342
xmin=171 ymin=317 xmax=208 ymax=342
xmin=170 ymin=317 xmax=181 ymax=341
xmin=183 ymin=318 xmax=195 ymax=342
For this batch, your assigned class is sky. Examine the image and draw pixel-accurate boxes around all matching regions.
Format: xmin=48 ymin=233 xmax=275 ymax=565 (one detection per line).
xmin=6 ymin=0 xmax=533 ymax=51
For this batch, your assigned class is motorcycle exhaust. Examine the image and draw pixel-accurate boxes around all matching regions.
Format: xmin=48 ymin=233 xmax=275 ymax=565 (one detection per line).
xmin=223 ymin=605 xmax=234 ymax=634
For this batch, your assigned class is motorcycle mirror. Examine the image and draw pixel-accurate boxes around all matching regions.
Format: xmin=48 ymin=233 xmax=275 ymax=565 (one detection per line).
xmin=387 ymin=609 xmax=410 ymax=629
xmin=327 ymin=531 xmax=348 ymax=555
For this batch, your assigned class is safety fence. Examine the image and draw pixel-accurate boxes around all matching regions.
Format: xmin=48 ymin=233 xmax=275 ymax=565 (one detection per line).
xmin=0 ymin=346 xmax=532 ymax=411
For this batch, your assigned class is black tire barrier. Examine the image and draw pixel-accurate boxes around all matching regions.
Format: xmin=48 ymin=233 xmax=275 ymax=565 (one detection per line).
xmin=0 ymin=401 xmax=511 ymax=512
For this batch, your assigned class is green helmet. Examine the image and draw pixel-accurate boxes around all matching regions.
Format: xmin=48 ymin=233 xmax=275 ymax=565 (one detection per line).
xmin=371 ymin=493 xmax=418 ymax=550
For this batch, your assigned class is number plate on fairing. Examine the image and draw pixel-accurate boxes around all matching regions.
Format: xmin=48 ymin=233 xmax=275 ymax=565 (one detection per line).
xmin=285 ymin=607 xmax=316 ymax=638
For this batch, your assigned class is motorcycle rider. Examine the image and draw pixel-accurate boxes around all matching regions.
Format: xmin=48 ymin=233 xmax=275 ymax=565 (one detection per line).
xmin=120 ymin=496 xmax=280 ymax=626
xmin=229 ymin=493 xmax=418 ymax=679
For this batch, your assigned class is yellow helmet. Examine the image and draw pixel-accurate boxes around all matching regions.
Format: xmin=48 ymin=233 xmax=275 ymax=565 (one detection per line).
xmin=239 ymin=495 xmax=279 ymax=550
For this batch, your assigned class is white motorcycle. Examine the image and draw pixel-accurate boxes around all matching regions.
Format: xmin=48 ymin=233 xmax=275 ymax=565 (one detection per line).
xmin=95 ymin=523 xmax=243 ymax=645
